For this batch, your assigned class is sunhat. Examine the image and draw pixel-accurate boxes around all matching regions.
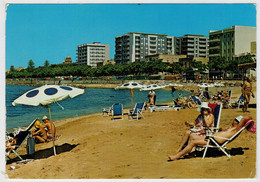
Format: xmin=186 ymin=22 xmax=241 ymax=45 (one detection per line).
xmin=197 ymin=102 xmax=210 ymax=112
xmin=235 ymin=115 xmax=243 ymax=123
xmin=34 ymin=120 xmax=42 ymax=128
xmin=42 ymin=115 xmax=48 ymax=120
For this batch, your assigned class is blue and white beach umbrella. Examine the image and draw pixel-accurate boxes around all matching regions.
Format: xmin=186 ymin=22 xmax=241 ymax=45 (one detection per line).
xmin=164 ymin=83 xmax=183 ymax=87
xmin=12 ymin=84 xmax=85 ymax=156
xmin=197 ymin=83 xmax=214 ymax=88
xmin=12 ymin=85 xmax=85 ymax=107
xmin=115 ymin=81 xmax=145 ymax=90
xmin=140 ymin=84 xmax=165 ymax=91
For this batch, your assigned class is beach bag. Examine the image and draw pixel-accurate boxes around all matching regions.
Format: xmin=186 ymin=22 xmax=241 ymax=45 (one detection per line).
xmin=26 ymin=136 xmax=35 ymax=155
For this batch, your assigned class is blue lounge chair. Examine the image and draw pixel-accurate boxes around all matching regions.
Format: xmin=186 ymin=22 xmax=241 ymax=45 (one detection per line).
xmin=191 ymin=96 xmax=201 ymax=105
xmin=111 ymin=103 xmax=123 ymax=120
xmin=231 ymin=94 xmax=245 ymax=109
xmin=128 ymin=102 xmax=145 ymax=120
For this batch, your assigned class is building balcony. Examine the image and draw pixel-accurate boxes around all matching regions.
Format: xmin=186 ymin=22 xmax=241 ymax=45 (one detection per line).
xmin=209 ymin=39 xmax=220 ymax=42
xmin=209 ymin=53 xmax=221 ymax=57
xmin=199 ymin=44 xmax=206 ymax=48
xmin=209 ymin=46 xmax=220 ymax=50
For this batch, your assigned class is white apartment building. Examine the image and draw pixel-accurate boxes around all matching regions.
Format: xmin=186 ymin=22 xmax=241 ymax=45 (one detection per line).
xmin=115 ymin=32 xmax=177 ymax=64
xmin=76 ymin=42 xmax=110 ymax=67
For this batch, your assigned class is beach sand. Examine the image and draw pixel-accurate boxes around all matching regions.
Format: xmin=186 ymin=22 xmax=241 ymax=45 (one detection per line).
xmin=5 ymin=85 xmax=257 ymax=179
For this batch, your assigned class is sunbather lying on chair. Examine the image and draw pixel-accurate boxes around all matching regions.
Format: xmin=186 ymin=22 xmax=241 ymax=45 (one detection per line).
xmin=168 ymin=115 xmax=255 ymax=161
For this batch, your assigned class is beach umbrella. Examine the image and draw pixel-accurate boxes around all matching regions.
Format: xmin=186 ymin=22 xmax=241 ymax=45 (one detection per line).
xmin=213 ymin=82 xmax=225 ymax=87
xmin=12 ymin=84 xmax=85 ymax=156
xmin=164 ymin=83 xmax=183 ymax=87
xmin=139 ymin=84 xmax=164 ymax=91
xmin=115 ymin=81 xmax=145 ymax=90
xmin=197 ymin=83 xmax=214 ymax=88
xmin=115 ymin=81 xmax=146 ymax=106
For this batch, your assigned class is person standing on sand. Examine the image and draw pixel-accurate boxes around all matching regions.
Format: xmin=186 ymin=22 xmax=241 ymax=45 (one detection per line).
xmin=242 ymin=77 xmax=255 ymax=112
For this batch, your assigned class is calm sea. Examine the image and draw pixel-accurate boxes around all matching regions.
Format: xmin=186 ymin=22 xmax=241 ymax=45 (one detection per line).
xmin=6 ymin=84 xmax=191 ymax=131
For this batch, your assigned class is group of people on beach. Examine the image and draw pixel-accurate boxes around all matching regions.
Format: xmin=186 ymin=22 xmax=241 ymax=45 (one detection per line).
xmin=168 ymin=101 xmax=256 ymax=161
xmin=32 ymin=116 xmax=56 ymax=143
xmin=6 ymin=116 xmax=56 ymax=155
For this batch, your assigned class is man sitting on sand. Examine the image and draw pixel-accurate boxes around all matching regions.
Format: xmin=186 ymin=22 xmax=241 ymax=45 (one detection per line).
xmin=168 ymin=115 xmax=255 ymax=161
xmin=33 ymin=116 xmax=56 ymax=143
xmin=42 ymin=116 xmax=56 ymax=141
xmin=33 ymin=120 xmax=48 ymax=143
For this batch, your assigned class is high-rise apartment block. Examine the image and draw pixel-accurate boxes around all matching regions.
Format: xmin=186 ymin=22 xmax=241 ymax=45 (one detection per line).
xmin=115 ymin=32 xmax=177 ymax=64
xmin=177 ymin=34 xmax=209 ymax=58
xmin=209 ymin=25 xmax=256 ymax=61
xmin=76 ymin=42 xmax=110 ymax=67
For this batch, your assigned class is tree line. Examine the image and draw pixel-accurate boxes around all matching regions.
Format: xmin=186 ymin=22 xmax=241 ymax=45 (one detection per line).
xmin=6 ymin=54 xmax=255 ymax=79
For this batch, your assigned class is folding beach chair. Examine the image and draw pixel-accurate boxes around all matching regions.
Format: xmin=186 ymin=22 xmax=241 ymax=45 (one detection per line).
xmin=209 ymin=103 xmax=222 ymax=132
xmin=231 ymin=94 xmax=245 ymax=109
xmin=6 ymin=119 xmax=38 ymax=161
xmin=226 ymin=90 xmax=233 ymax=108
xmin=128 ymin=102 xmax=145 ymax=120
xmin=191 ymin=96 xmax=201 ymax=105
xmin=111 ymin=103 xmax=124 ymax=120
xmin=102 ymin=105 xmax=113 ymax=117
xmin=201 ymin=119 xmax=254 ymax=159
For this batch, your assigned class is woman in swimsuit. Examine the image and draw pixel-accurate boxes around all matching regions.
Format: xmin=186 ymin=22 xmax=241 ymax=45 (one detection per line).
xmin=168 ymin=115 xmax=255 ymax=161
xmin=176 ymin=102 xmax=214 ymax=153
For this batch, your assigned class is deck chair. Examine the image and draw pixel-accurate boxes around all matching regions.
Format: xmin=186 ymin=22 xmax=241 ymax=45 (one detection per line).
xmin=6 ymin=119 xmax=38 ymax=161
xmin=191 ymin=96 xmax=201 ymax=105
xmin=227 ymin=90 xmax=233 ymax=108
xmin=209 ymin=103 xmax=222 ymax=132
xmin=201 ymin=119 xmax=254 ymax=159
xmin=128 ymin=102 xmax=145 ymax=120
xmin=111 ymin=103 xmax=123 ymax=120
xmin=231 ymin=94 xmax=245 ymax=109
xmin=102 ymin=105 xmax=113 ymax=117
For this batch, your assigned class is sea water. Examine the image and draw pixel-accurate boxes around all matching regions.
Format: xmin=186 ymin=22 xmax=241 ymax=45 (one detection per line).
xmin=6 ymin=84 xmax=191 ymax=130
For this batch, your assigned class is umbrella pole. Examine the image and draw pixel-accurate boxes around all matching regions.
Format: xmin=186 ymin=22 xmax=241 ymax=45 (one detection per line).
xmin=48 ymin=105 xmax=56 ymax=156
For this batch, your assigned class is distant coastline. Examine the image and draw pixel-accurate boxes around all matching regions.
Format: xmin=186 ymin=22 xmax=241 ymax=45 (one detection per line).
xmin=6 ymin=78 xmax=245 ymax=91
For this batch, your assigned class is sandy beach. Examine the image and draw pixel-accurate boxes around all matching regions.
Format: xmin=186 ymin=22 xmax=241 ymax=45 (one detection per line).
xmin=5 ymin=84 xmax=257 ymax=179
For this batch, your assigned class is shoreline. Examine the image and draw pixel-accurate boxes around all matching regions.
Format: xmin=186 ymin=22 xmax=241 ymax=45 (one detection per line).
xmin=6 ymin=106 xmax=257 ymax=179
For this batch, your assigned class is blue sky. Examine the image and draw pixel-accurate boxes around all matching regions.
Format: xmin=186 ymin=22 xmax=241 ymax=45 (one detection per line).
xmin=5 ymin=3 xmax=256 ymax=70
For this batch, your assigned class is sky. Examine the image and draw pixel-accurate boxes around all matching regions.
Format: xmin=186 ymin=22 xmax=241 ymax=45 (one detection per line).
xmin=5 ymin=3 xmax=256 ymax=70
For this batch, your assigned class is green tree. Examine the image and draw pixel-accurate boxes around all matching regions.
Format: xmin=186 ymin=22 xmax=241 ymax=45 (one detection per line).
xmin=27 ymin=59 xmax=35 ymax=70
xmin=10 ymin=65 xmax=15 ymax=72
xmin=44 ymin=60 xmax=50 ymax=67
